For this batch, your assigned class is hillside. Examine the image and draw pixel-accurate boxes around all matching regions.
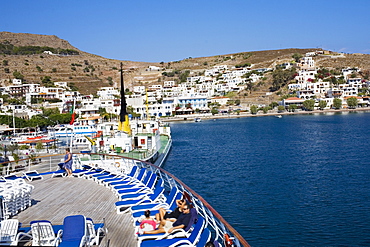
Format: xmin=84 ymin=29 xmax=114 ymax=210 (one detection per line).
xmin=1 ymin=32 xmax=370 ymax=105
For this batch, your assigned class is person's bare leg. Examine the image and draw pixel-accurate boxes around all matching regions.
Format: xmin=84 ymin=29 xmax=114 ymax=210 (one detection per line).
xmin=143 ymin=221 xmax=166 ymax=234
xmin=158 ymin=208 xmax=166 ymax=221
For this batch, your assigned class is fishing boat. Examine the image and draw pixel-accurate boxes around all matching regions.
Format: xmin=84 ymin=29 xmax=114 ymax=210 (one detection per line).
xmin=194 ymin=117 xmax=202 ymax=122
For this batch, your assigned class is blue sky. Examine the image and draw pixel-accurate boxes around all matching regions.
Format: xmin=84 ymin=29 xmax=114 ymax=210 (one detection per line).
xmin=2 ymin=0 xmax=370 ymax=62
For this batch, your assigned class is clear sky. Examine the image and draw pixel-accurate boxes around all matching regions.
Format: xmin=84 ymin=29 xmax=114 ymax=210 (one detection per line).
xmin=2 ymin=0 xmax=370 ymax=62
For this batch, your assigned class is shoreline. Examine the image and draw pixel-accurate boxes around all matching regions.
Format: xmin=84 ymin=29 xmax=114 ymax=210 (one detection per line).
xmin=161 ymin=107 xmax=370 ymax=122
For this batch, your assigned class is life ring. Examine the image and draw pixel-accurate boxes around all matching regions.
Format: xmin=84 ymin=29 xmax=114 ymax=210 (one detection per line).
xmin=224 ymin=233 xmax=233 ymax=247
xmin=115 ymin=162 xmax=121 ymax=168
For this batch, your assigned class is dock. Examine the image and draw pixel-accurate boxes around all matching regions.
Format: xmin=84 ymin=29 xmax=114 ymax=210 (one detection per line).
xmin=14 ymin=174 xmax=138 ymax=246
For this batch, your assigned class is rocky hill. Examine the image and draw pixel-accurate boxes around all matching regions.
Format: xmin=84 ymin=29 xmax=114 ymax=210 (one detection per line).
xmin=1 ymin=32 xmax=370 ymax=105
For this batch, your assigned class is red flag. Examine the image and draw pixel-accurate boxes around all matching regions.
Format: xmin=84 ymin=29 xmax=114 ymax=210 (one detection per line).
xmin=70 ymin=112 xmax=76 ymax=125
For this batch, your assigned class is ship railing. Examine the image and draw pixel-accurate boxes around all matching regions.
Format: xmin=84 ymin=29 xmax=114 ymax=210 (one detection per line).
xmin=161 ymin=135 xmax=172 ymax=160
xmin=117 ymin=157 xmax=250 ymax=247
xmin=0 ymin=153 xmax=250 ymax=247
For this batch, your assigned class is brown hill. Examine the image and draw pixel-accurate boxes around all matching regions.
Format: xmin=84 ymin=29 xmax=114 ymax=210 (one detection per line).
xmin=0 ymin=32 xmax=78 ymax=50
xmin=0 ymin=32 xmax=156 ymax=95
xmin=1 ymin=32 xmax=370 ymax=106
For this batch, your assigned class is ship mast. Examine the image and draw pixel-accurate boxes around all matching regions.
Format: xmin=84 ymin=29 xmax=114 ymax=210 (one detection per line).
xmin=117 ymin=62 xmax=131 ymax=134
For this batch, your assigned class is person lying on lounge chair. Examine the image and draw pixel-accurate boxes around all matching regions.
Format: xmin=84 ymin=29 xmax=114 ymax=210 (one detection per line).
xmin=143 ymin=205 xmax=191 ymax=234
xmin=155 ymin=199 xmax=187 ymax=222
xmin=138 ymin=210 xmax=157 ymax=234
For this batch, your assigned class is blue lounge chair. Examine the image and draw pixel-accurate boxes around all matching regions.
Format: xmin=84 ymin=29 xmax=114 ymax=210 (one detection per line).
xmin=195 ymin=228 xmax=211 ymax=247
xmin=118 ymin=177 xmax=162 ymax=201
xmin=58 ymin=215 xmax=89 ymax=247
xmin=1 ymin=174 xmax=21 ymax=181
xmin=137 ymin=207 xmax=199 ymax=245
xmin=101 ymin=165 xmax=138 ymax=186
xmin=139 ymin=216 xmax=205 ymax=247
xmin=131 ymin=187 xmax=181 ymax=220
xmin=114 ymin=171 xmax=153 ymax=190
xmin=110 ymin=168 xmax=147 ymax=190
xmin=116 ymin=173 xmax=157 ymax=198
xmin=22 ymin=170 xmax=43 ymax=181
xmin=115 ymin=184 xmax=165 ymax=214
xmin=51 ymin=169 xmax=67 ymax=178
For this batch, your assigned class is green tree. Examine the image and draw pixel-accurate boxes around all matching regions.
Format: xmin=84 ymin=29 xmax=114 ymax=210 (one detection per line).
xmin=179 ymin=70 xmax=190 ymax=82
xmin=333 ymin=98 xmax=342 ymax=109
xmin=35 ymin=141 xmax=44 ymax=153
xmin=28 ymin=115 xmax=54 ymax=127
xmin=13 ymin=70 xmax=24 ymax=80
xmin=303 ymin=99 xmax=315 ymax=111
xmin=271 ymin=67 xmax=296 ymax=91
xmin=250 ymin=105 xmax=258 ymax=114
xmin=292 ymin=53 xmax=303 ymax=62
xmin=269 ymin=102 xmax=279 ymax=109
xmin=262 ymin=106 xmax=270 ymax=113
xmin=318 ymin=100 xmax=327 ymax=110
xmin=41 ymin=76 xmax=52 ymax=85
xmin=288 ymin=104 xmax=297 ymax=112
xmin=346 ymin=97 xmax=358 ymax=109
xmin=42 ymin=107 xmax=60 ymax=116
xmin=277 ymin=105 xmax=285 ymax=112
xmin=211 ymin=107 xmax=218 ymax=115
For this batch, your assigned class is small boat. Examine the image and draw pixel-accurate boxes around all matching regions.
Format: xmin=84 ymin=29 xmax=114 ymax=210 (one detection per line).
xmin=194 ymin=117 xmax=202 ymax=122
xmin=275 ymin=115 xmax=282 ymax=118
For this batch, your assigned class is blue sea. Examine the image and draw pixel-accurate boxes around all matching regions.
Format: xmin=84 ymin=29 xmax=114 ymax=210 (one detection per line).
xmin=163 ymin=112 xmax=370 ymax=246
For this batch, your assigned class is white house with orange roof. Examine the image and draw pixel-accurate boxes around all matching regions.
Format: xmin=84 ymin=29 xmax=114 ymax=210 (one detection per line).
xmin=280 ymin=97 xmax=305 ymax=108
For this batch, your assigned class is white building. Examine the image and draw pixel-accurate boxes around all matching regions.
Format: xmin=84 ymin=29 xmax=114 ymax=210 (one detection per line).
xmin=12 ymin=79 xmax=22 ymax=85
xmin=97 ymin=87 xmax=120 ymax=99
xmin=297 ymin=57 xmax=316 ymax=70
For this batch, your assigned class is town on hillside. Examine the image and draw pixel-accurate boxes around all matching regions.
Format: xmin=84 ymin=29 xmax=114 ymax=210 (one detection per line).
xmin=0 ymin=50 xmax=369 ymax=127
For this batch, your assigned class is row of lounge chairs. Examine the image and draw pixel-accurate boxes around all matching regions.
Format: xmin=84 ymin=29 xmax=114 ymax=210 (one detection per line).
xmin=76 ymin=163 xmax=214 ymax=246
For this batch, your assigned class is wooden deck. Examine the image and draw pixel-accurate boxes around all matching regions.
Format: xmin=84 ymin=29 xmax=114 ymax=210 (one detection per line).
xmin=14 ymin=175 xmax=138 ymax=247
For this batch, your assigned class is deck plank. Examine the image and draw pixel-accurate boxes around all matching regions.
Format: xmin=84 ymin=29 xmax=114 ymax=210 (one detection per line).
xmin=14 ymin=175 xmax=138 ymax=247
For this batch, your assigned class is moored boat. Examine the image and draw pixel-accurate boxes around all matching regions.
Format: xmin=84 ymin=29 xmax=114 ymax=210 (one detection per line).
xmin=47 ymin=124 xmax=97 ymax=138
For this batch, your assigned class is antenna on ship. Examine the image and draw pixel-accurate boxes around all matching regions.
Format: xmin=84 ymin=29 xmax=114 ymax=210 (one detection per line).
xmin=117 ymin=62 xmax=131 ymax=134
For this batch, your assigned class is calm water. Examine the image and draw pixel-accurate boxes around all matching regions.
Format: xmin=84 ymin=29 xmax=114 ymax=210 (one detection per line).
xmin=163 ymin=112 xmax=370 ymax=246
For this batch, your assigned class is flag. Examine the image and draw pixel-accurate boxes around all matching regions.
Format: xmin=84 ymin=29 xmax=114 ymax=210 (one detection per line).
xmin=70 ymin=112 xmax=76 ymax=125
